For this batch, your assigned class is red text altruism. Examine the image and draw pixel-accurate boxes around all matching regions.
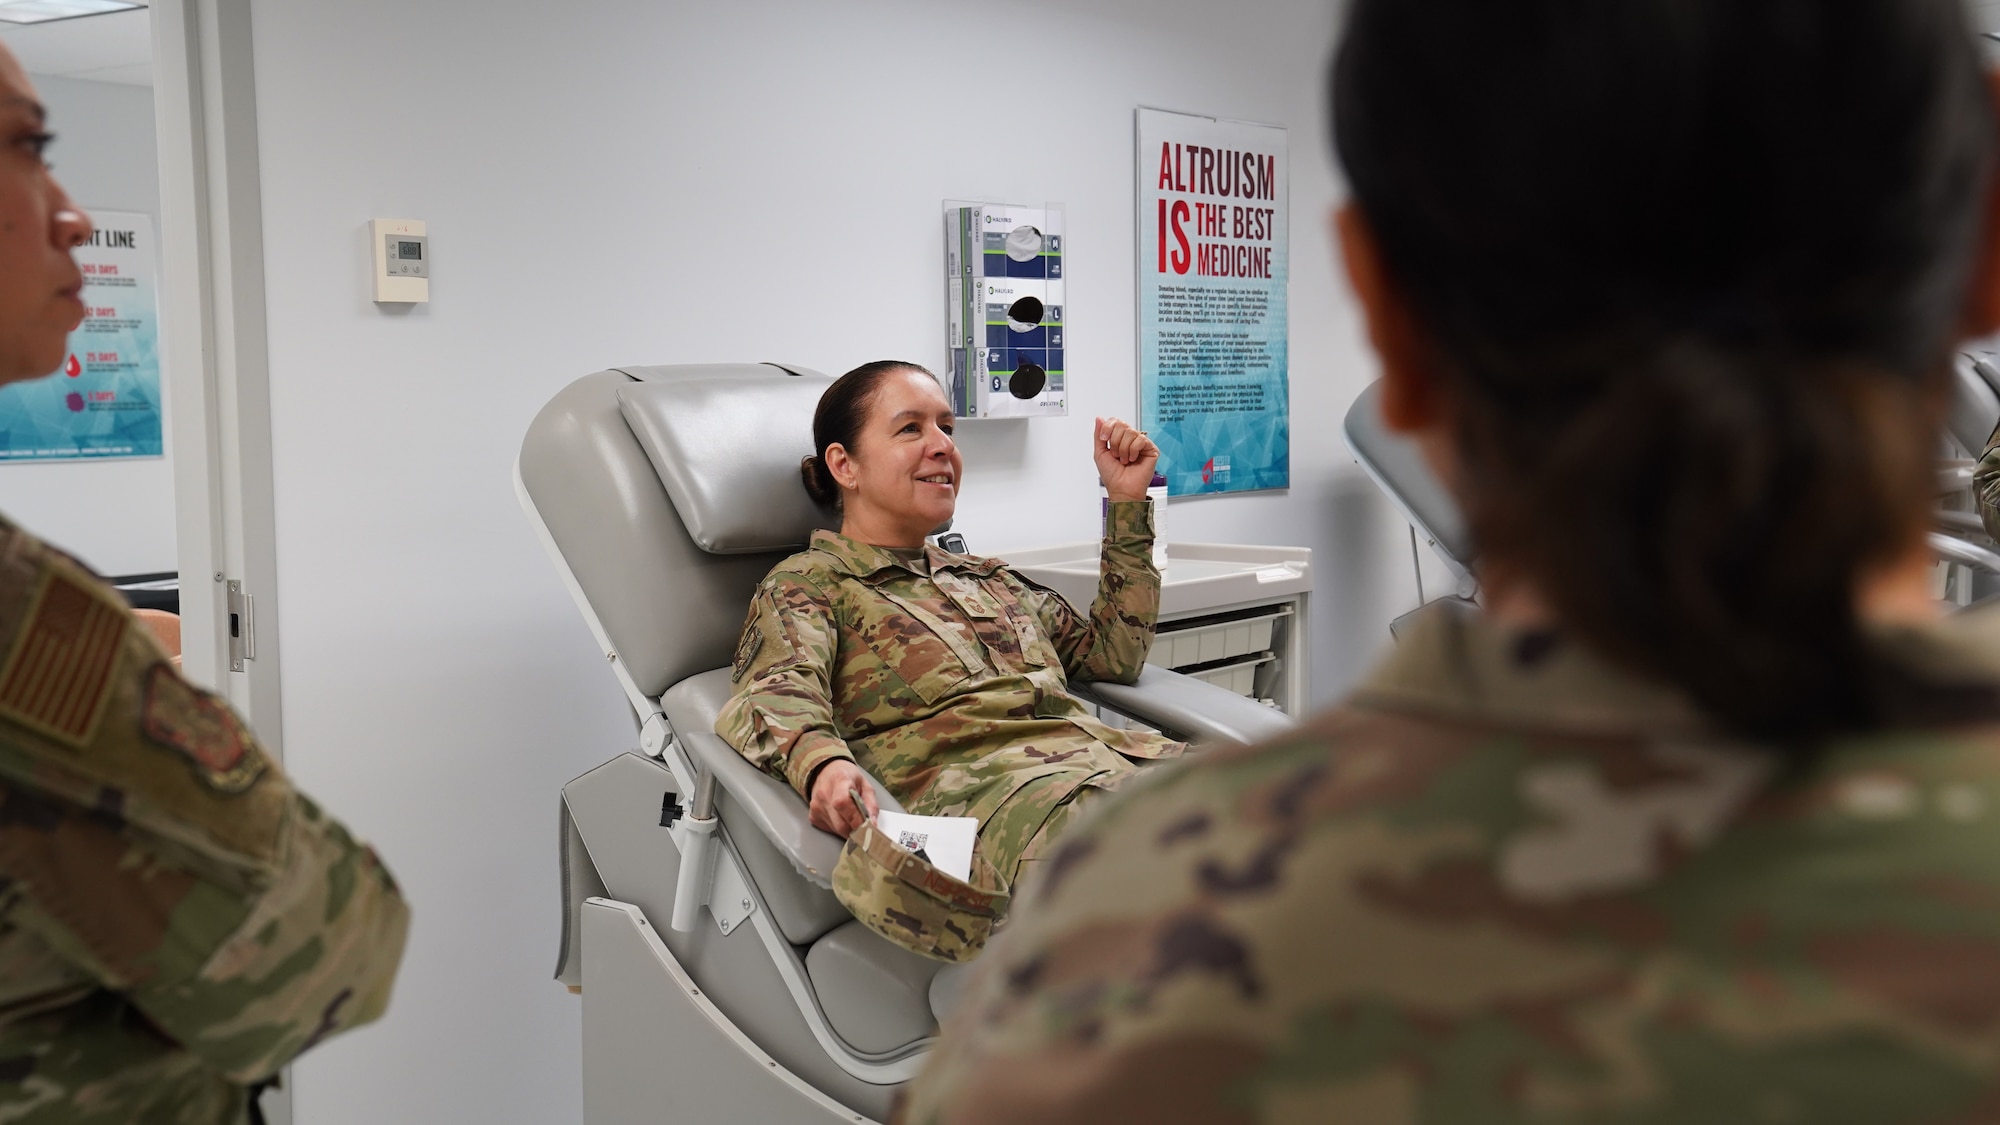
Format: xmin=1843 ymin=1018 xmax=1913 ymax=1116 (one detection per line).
xmin=1156 ymin=143 xmax=1277 ymax=201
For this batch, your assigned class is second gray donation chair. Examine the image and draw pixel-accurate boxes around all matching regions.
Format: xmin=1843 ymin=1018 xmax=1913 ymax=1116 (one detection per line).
xmin=1344 ymin=361 xmax=2000 ymax=623
xmin=517 ymin=362 xmax=1295 ymax=1124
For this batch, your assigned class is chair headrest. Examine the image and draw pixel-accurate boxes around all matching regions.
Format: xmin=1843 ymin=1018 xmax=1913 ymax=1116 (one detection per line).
xmin=1342 ymin=381 xmax=1474 ymax=579
xmin=617 ymin=365 xmax=837 ymax=554
xmin=518 ymin=363 xmax=839 ymax=700
xmin=1950 ymin=351 xmax=2000 ymax=459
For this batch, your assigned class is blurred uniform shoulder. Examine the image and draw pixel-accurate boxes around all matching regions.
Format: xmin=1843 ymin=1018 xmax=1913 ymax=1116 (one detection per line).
xmin=0 ymin=520 xmax=286 ymax=876
xmin=902 ymin=606 xmax=2000 ymax=1124
xmin=0 ymin=519 xmax=409 ymax=1104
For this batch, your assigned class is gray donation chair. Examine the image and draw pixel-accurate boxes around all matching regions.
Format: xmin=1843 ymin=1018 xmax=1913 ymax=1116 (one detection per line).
xmin=1342 ymin=380 xmax=1478 ymax=636
xmin=1937 ymin=352 xmax=2000 ymax=588
xmin=516 ymin=362 xmax=1296 ymax=1124
xmin=1947 ymin=350 xmax=2000 ymax=464
xmin=1344 ymin=358 xmax=2000 ymax=629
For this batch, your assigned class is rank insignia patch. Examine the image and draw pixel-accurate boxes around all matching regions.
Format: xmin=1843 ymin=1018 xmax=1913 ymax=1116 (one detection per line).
xmin=141 ymin=663 xmax=263 ymax=793
xmin=0 ymin=568 xmax=126 ymax=747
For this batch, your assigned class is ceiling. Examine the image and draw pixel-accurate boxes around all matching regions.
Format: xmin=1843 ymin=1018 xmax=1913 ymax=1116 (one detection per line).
xmin=0 ymin=5 xmax=150 ymax=87
xmin=0 ymin=3 xmax=1996 ymax=95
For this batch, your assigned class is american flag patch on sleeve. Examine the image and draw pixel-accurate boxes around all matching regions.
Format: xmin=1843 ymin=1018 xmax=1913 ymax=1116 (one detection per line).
xmin=0 ymin=567 xmax=126 ymax=747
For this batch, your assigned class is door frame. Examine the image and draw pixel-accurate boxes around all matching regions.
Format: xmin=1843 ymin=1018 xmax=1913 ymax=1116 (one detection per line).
xmin=150 ymin=2 xmax=289 ymax=1119
xmin=153 ymin=0 xmax=284 ymax=740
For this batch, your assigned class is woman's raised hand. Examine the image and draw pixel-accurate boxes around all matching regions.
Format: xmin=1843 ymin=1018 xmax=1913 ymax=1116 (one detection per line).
xmin=1094 ymin=417 xmax=1161 ymax=502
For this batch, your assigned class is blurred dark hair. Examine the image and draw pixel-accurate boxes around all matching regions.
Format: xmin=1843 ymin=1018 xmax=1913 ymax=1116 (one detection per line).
xmin=801 ymin=361 xmax=936 ymax=512
xmin=1332 ymin=0 xmax=1995 ymax=743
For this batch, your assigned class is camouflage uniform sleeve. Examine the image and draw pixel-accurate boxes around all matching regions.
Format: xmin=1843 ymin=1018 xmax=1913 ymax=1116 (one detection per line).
xmin=1012 ymin=499 xmax=1160 ymax=686
xmin=713 ymin=572 xmax=855 ymax=797
xmin=0 ymin=558 xmax=408 ymax=1085
xmin=1978 ymin=418 xmax=2000 ymax=543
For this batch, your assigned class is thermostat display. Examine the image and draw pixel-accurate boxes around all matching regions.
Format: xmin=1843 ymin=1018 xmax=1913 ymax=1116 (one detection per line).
xmin=370 ymin=218 xmax=429 ymax=303
xmin=383 ymin=235 xmax=429 ymax=277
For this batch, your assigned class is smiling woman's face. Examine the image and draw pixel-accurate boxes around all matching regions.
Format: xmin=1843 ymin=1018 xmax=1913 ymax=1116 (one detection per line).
xmin=0 ymin=47 xmax=91 ymax=385
xmin=828 ymin=368 xmax=964 ymax=546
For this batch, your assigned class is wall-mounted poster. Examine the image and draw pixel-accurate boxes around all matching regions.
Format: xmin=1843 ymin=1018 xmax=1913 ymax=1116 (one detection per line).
xmin=0 ymin=210 xmax=163 ymax=462
xmin=1137 ymin=108 xmax=1288 ymax=496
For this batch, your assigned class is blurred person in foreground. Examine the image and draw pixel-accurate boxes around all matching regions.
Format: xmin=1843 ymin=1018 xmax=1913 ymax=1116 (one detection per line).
xmin=901 ymin=0 xmax=2000 ymax=1120
xmin=0 ymin=45 xmax=408 ymax=1124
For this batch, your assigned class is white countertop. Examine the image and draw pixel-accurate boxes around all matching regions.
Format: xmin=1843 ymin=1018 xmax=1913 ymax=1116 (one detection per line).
xmin=1005 ymin=540 xmax=1311 ymax=618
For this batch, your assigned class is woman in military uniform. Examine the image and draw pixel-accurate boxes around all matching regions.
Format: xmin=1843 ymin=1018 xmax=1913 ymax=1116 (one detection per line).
xmin=714 ymin=361 xmax=1182 ymax=939
xmin=903 ymin=0 xmax=2000 ymax=1120
xmin=0 ymin=46 xmax=407 ymax=1125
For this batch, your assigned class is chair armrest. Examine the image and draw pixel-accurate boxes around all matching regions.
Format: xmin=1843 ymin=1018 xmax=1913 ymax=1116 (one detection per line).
xmin=1073 ymin=665 xmax=1296 ymax=747
xmin=1932 ymin=531 xmax=2000 ymax=577
xmin=677 ymin=728 xmax=904 ymax=889
xmin=1939 ymin=510 xmax=1985 ymax=536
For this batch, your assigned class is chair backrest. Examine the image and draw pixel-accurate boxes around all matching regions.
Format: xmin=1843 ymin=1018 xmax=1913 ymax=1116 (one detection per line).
xmin=1342 ymin=380 xmax=1476 ymax=585
xmin=1351 ymin=356 xmax=1997 ymax=591
xmin=1951 ymin=351 xmax=2000 ymax=458
xmin=517 ymin=363 xmax=836 ymax=700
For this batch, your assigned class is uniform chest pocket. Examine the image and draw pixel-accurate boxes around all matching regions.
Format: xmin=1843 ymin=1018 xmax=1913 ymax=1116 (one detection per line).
xmin=1005 ymin=605 xmax=1057 ymax=670
xmin=863 ymin=591 xmax=978 ymax=707
xmin=939 ymin=572 xmax=1055 ymax=674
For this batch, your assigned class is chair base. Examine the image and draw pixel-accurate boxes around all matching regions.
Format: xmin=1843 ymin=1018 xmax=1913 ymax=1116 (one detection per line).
xmin=581 ymin=898 xmax=877 ymax=1125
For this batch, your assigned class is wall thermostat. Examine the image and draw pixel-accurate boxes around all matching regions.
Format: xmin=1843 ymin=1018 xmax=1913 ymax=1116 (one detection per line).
xmin=371 ymin=218 xmax=429 ymax=303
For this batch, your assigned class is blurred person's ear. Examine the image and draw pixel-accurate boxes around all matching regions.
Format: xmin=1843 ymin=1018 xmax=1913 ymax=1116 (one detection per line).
xmin=1336 ymin=204 xmax=1441 ymax=434
xmin=1958 ymin=74 xmax=2000 ymax=337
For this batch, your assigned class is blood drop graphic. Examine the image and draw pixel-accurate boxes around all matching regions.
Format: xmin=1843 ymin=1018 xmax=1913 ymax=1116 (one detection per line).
xmin=63 ymin=355 xmax=79 ymax=377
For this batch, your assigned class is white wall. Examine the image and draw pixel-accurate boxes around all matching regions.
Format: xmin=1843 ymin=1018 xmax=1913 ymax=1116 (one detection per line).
xmin=0 ymin=74 xmax=172 ymax=576
xmin=244 ymin=0 xmax=1423 ymax=1120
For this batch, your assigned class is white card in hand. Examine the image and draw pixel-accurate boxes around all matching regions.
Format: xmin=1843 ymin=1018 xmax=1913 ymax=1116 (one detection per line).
xmin=874 ymin=810 xmax=978 ymax=883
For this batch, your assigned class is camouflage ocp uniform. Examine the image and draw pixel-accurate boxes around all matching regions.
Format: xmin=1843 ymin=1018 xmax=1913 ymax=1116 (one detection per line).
xmin=901 ymin=599 xmax=2000 ymax=1124
xmin=715 ymin=500 xmax=1183 ymax=895
xmin=0 ymin=517 xmax=410 ymax=1124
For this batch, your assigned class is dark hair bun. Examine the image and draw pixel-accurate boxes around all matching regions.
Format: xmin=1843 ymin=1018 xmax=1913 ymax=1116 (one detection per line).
xmin=800 ymin=453 xmax=839 ymax=511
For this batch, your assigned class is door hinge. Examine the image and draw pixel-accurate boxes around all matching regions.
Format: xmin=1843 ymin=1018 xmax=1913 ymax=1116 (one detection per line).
xmin=226 ymin=580 xmax=256 ymax=671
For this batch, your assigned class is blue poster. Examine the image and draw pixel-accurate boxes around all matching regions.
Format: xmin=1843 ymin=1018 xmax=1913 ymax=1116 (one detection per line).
xmin=1137 ymin=109 xmax=1288 ymax=496
xmin=0 ymin=210 xmax=163 ymax=462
